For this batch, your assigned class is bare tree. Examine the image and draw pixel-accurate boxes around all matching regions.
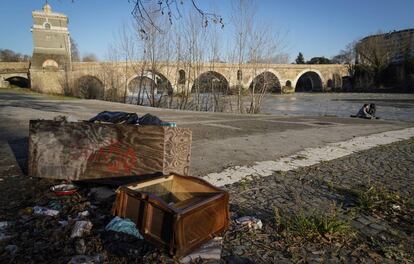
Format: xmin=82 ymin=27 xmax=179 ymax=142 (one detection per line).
xmin=130 ymin=0 xmax=223 ymax=35
xmin=229 ymin=0 xmax=287 ymax=113
xmin=332 ymin=41 xmax=357 ymax=90
xmin=100 ymin=44 xmax=124 ymax=102
xmin=0 ymin=49 xmax=31 ymax=62
xmin=230 ymin=0 xmax=255 ymax=113
xmin=134 ymin=8 xmax=174 ymax=107
xmin=355 ymin=32 xmax=393 ymax=86
xmin=70 ymin=37 xmax=80 ymax=62
xmin=173 ymin=11 xmax=208 ymax=111
xmin=206 ymin=20 xmax=227 ymax=112
xmin=247 ymin=24 xmax=285 ymax=113
xmin=116 ymin=22 xmax=137 ymax=103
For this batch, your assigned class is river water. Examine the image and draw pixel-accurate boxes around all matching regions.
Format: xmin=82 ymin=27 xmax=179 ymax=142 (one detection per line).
xmin=260 ymin=93 xmax=414 ymax=122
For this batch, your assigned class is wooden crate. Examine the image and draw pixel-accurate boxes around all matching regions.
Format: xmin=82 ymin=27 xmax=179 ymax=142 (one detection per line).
xmin=111 ymin=173 xmax=229 ymax=257
xmin=28 ymin=120 xmax=192 ymax=180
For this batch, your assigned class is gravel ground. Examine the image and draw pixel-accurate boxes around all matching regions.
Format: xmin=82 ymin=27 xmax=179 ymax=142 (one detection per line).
xmin=0 ymin=138 xmax=413 ymax=263
xmin=223 ymin=137 xmax=414 ymax=263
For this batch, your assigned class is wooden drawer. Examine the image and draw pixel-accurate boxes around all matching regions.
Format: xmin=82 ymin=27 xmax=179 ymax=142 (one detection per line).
xmin=111 ymin=173 xmax=229 ymax=257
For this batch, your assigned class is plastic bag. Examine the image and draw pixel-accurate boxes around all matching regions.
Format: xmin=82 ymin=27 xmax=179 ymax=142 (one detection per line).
xmin=105 ymin=217 xmax=143 ymax=239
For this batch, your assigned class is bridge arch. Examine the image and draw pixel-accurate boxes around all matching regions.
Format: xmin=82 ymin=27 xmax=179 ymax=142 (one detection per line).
xmin=294 ymin=70 xmax=324 ymax=92
xmin=249 ymin=71 xmax=281 ymax=93
xmin=74 ymin=75 xmax=104 ymax=99
xmin=246 ymin=69 xmax=282 ymax=89
xmin=5 ymin=76 xmax=30 ymax=88
xmin=192 ymin=71 xmax=229 ymax=94
xmin=127 ymin=70 xmax=173 ymax=102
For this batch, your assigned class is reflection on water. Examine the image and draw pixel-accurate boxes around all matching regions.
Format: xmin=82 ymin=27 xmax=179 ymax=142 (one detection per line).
xmin=260 ymin=93 xmax=414 ymax=122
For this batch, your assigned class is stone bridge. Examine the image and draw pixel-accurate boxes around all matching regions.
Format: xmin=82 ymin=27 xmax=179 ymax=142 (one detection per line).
xmin=0 ymin=61 xmax=349 ymax=95
xmin=0 ymin=62 xmax=31 ymax=88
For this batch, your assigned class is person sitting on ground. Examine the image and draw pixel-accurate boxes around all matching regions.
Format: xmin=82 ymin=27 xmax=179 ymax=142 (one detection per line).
xmin=367 ymin=103 xmax=376 ymax=117
xmin=355 ymin=104 xmax=372 ymax=119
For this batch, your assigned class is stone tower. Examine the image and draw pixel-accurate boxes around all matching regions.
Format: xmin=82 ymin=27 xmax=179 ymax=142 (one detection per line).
xmin=31 ymin=2 xmax=71 ymax=71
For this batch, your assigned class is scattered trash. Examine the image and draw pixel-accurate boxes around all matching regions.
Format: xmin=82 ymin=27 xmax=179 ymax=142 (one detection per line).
xmin=392 ymin=204 xmax=401 ymax=210
xmin=74 ymin=238 xmax=86 ymax=254
xmin=68 ymin=254 xmax=104 ymax=264
xmin=139 ymin=113 xmax=163 ymax=126
xmin=33 ymin=206 xmax=59 ymax=217
xmin=71 ymin=221 xmax=93 ymax=238
xmin=161 ymin=121 xmax=177 ymax=127
xmin=0 ymin=233 xmax=13 ymax=242
xmin=59 ymin=220 xmax=69 ymax=227
xmin=48 ymin=200 xmax=63 ymax=211
xmin=20 ymin=207 xmax=33 ymax=215
xmin=180 ymin=237 xmax=223 ymax=263
xmin=0 ymin=221 xmax=9 ymax=230
xmin=89 ymin=187 xmax=115 ymax=202
xmin=50 ymin=183 xmax=78 ymax=196
xmin=5 ymin=245 xmax=18 ymax=255
xmin=89 ymin=111 xmax=139 ymax=124
xmin=105 ymin=217 xmax=143 ymax=239
xmin=236 ymin=216 xmax=263 ymax=230
xmin=77 ymin=210 xmax=90 ymax=218
xmin=0 ymin=222 xmax=14 ymax=243
xmin=224 ymin=255 xmax=255 ymax=264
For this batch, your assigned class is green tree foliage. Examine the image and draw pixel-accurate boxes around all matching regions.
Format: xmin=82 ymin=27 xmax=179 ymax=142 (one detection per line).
xmin=295 ymin=52 xmax=305 ymax=64
xmin=307 ymin=57 xmax=332 ymax=64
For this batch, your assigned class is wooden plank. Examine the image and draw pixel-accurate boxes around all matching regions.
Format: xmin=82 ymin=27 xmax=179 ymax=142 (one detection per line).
xmin=28 ymin=120 xmax=192 ymax=180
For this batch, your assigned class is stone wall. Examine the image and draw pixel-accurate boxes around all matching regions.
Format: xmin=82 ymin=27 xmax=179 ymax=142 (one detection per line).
xmin=30 ymin=70 xmax=66 ymax=94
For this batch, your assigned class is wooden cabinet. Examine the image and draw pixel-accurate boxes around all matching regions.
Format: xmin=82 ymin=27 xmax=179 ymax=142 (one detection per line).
xmin=111 ymin=173 xmax=229 ymax=257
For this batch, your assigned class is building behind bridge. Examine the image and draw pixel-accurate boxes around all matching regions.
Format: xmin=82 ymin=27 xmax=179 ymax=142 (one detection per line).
xmin=356 ymin=28 xmax=414 ymax=64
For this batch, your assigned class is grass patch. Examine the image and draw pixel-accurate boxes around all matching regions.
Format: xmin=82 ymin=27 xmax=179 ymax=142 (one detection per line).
xmin=336 ymin=185 xmax=411 ymax=214
xmin=237 ymin=177 xmax=252 ymax=191
xmin=274 ymin=207 xmax=350 ymax=241
xmin=337 ymin=184 xmax=414 ymax=236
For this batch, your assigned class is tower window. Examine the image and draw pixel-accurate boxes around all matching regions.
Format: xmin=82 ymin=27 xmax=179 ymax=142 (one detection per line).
xmin=44 ymin=23 xmax=51 ymax=29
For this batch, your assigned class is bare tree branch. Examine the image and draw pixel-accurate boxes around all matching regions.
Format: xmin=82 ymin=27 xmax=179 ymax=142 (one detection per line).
xmin=129 ymin=0 xmax=223 ymax=35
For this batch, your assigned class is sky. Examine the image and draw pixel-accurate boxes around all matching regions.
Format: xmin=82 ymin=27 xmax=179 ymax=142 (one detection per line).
xmin=1 ymin=0 xmax=413 ymax=62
